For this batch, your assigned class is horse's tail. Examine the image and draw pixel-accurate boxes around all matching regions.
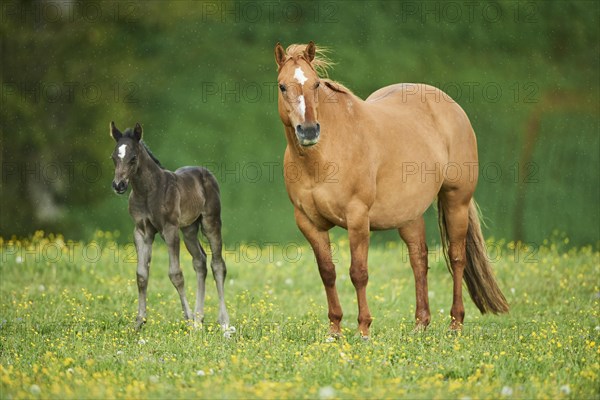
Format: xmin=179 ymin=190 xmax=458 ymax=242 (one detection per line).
xmin=438 ymin=199 xmax=509 ymax=314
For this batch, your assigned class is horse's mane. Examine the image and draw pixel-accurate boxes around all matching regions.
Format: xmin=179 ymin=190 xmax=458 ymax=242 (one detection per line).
xmin=123 ymin=128 xmax=162 ymax=167
xmin=284 ymin=44 xmax=354 ymax=96
xmin=141 ymin=141 xmax=162 ymax=168
xmin=284 ymin=43 xmax=334 ymax=78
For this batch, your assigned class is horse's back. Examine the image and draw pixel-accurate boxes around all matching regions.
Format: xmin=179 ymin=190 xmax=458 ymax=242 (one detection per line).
xmin=362 ymin=83 xmax=478 ymax=223
xmin=366 ymin=83 xmax=477 ymax=167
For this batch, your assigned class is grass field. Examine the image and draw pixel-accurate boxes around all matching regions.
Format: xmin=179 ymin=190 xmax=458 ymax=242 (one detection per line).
xmin=1 ymin=231 xmax=598 ymax=399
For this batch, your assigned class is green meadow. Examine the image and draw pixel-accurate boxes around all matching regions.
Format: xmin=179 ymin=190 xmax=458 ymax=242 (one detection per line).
xmin=1 ymin=232 xmax=598 ymax=399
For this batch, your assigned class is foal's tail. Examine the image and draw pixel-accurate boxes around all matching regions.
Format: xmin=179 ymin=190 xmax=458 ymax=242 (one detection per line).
xmin=438 ymin=199 xmax=509 ymax=314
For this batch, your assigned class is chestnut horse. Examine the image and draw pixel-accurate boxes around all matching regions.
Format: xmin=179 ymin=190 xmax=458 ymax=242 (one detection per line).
xmin=274 ymin=42 xmax=508 ymax=338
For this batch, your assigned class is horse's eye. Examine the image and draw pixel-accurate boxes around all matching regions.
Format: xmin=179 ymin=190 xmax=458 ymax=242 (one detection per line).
xmin=279 ymin=83 xmax=287 ymax=93
xmin=314 ymin=81 xmax=320 ymax=89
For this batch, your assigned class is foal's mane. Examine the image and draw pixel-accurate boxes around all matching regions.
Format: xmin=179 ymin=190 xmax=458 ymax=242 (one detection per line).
xmin=123 ymin=128 xmax=162 ymax=167
xmin=284 ymin=43 xmax=353 ymax=96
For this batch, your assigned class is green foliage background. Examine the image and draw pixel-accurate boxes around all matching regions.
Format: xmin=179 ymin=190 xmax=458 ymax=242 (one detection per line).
xmin=1 ymin=0 xmax=598 ymax=246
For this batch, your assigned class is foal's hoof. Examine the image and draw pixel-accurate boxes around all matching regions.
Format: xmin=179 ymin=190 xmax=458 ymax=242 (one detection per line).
xmin=134 ymin=319 xmax=146 ymax=331
xmin=188 ymin=320 xmax=202 ymax=330
xmin=222 ymin=325 xmax=236 ymax=339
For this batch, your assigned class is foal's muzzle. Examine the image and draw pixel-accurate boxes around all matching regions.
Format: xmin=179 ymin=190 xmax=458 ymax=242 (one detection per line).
xmin=295 ymin=123 xmax=320 ymax=147
xmin=112 ymin=180 xmax=128 ymax=194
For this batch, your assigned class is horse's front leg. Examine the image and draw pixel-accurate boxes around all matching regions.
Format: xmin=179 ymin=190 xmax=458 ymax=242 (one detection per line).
xmin=295 ymin=209 xmax=343 ymax=337
xmin=346 ymin=203 xmax=373 ymax=339
xmin=163 ymin=224 xmax=193 ymax=322
xmin=134 ymin=225 xmax=156 ymax=330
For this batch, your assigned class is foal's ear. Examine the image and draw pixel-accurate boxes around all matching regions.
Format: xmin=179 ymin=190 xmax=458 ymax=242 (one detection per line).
xmin=133 ymin=123 xmax=143 ymax=141
xmin=274 ymin=42 xmax=286 ymax=68
xmin=110 ymin=121 xmax=122 ymax=141
xmin=304 ymin=41 xmax=316 ymax=63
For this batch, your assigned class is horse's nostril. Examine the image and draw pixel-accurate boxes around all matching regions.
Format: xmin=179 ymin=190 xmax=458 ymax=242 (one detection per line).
xmin=316 ymin=123 xmax=320 ymax=131
xmin=296 ymin=125 xmax=302 ymax=132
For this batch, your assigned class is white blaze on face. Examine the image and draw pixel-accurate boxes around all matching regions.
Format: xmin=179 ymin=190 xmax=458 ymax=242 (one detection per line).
xmin=297 ymin=95 xmax=306 ymax=120
xmin=118 ymin=144 xmax=127 ymax=159
xmin=293 ymin=67 xmax=308 ymax=120
xmin=294 ymin=67 xmax=308 ymax=86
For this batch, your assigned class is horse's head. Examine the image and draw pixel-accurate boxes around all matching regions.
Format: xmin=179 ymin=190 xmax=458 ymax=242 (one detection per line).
xmin=275 ymin=41 xmax=325 ymax=147
xmin=109 ymin=121 xmax=143 ymax=194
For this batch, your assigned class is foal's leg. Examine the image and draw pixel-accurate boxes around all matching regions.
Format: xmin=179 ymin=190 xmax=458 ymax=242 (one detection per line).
xmin=201 ymin=215 xmax=230 ymax=329
xmin=295 ymin=209 xmax=343 ymax=337
xmin=439 ymin=191 xmax=471 ymax=330
xmin=399 ymin=217 xmax=431 ymax=330
xmin=163 ymin=224 xmax=193 ymax=321
xmin=346 ymin=203 xmax=373 ymax=339
xmin=134 ymin=226 xmax=155 ymax=330
xmin=182 ymin=223 xmax=208 ymax=326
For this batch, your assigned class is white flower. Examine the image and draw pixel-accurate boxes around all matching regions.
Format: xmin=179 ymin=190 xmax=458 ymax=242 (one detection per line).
xmin=116 ymin=350 xmax=124 ymax=356
xmin=30 ymin=384 xmax=41 ymax=395
xmin=559 ymin=385 xmax=571 ymax=395
xmin=501 ymin=386 xmax=513 ymax=396
xmin=196 ymin=370 xmax=206 ymax=376
xmin=138 ymin=339 xmax=146 ymax=345
xmin=149 ymin=375 xmax=159 ymax=384
xmin=285 ymin=278 xmax=293 ymax=285
xmin=38 ymin=285 xmax=46 ymax=292
xmin=16 ymin=256 xmax=23 ymax=264
xmin=319 ymin=385 xmax=335 ymax=399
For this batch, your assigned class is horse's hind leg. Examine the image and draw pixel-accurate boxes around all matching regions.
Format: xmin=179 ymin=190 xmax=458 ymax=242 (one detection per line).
xmin=201 ymin=214 xmax=230 ymax=329
xmin=398 ymin=217 xmax=431 ymax=330
xmin=439 ymin=190 xmax=471 ymax=330
xmin=182 ymin=223 xmax=208 ymax=326
xmin=163 ymin=224 xmax=194 ymax=322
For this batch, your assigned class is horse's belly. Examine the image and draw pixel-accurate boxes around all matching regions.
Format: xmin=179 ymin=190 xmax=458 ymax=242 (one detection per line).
xmin=368 ymin=179 xmax=441 ymax=230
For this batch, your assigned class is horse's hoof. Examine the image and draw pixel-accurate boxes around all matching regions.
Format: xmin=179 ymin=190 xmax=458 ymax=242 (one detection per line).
xmin=413 ymin=323 xmax=428 ymax=333
xmin=449 ymin=321 xmax=463 ymax=332
xmin=325 ymin=332 xmax=341 ymax=343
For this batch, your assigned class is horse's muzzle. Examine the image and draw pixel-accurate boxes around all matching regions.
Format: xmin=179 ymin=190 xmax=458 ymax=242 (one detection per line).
xmin=295 ymin=123 xmax=320 ymax=146
xmin=112 ymin=180 xmax=128 ymax=194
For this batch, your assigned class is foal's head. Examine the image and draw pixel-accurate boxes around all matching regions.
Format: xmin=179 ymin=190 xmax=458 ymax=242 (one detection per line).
xmin=110 ymin=121 xmax=144 ymax=194
xmin=275 ymin=41 xmax=331 ymax=147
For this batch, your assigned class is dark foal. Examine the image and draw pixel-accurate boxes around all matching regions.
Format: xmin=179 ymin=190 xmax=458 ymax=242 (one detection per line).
xmin=110 ymin=121 xmax=230 ymax=331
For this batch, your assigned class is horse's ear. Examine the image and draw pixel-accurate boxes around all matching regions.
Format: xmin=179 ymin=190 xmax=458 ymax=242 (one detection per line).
xmin=304 ymin=41 xmax=316 ymax=63
xmin=133 ymin=123 xmax=143 ymax=141
xmin=110 ymin=121 xmax=122 ymax=141
xmin=275 ymin=42 xmax=286 ymax=68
